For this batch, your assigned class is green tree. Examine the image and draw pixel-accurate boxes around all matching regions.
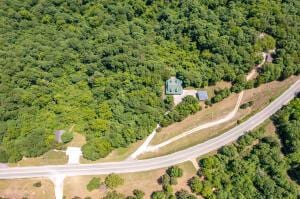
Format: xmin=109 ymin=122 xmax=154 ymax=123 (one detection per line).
xmin=0 ymin=149 xmax=9 ymax=163
xmin=170 ymin=177 xmax=178 ymax=185
xmin=161 ymin=96 xmax=200 ymax=127
xmin=151 ymin=191 xmax=166 ymax=199
xmin=87 ymin=177 xmax=101 ymax=192
xmin=103 ymin=191 xmax=125 ymax=199
xmin=175 ymin=189 xmax=196 ymax=199
xmin=160 ymin=174 xmax=171 ymax=186
xmin=255 ymin=35 xmax=276 ymax=52
xmin=61 ymin=131 xmax=73 ymax=143
xmin=164 ymin=96 xmax=174 ymax=110
xmin=162 ymin=184 xmax=173 ymax=196
xmin=188 ymin=176 xmax=203 ymax=194
xmin=166 ymin=166 xmax=183 ymax=178
xmin=133 ymin=189 xmax=145 ymax=199
xmin=82 ymin=138 xmax=112 ymax=160
xmin=105 ymin=173 xmax=124 ymax=189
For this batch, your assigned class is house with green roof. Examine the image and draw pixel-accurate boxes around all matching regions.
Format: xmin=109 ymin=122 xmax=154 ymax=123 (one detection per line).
xmin=165 ymin=77 xmax=183 ymax=95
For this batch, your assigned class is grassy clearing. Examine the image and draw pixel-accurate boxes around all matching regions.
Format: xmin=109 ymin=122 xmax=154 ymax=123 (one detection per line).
xmin=203 ymin=81 xmax=232 ymax=99
xmin=8 ymin=150 xmax=68 ymax=167
xmin=0 ymin=178 xmax=54 ymax=199
xmin=64 ymin=161 xmax=197 ymax=199
xmin=66 ymin=132 xmax=86 ymax=147
xmin=140 ymin=121 xmax=238 ymax=159
xmin=139 ymin=76 xmax=299 ymax=159
xmin=150 ymin=82 xmax=233 ymax=146
xmin=152 ymin=93 xmax=240 ymax=145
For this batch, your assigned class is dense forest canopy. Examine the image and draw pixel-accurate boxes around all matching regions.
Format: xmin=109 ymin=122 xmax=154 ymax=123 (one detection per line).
xmin=188 ymin=98 xmax=300 ymax=198
xmin=273 ymin=97 xmax=300 ymax=184
xmin=0 ymin=0 xmax=299 ymax=162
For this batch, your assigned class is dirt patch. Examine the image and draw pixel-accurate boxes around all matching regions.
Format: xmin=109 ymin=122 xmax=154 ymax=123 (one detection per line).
xmin=241 ymin=76 xmax=298 ymax=110
xmin=0 ymin=178 xmax=54 ymax=199
xmin=173 ymin=89 xmax=197 ymax=105
xmin=66 ymin=132 xmax=86 ymax=147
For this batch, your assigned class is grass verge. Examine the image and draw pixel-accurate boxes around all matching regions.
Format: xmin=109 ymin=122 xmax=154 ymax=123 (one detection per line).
xmin=139 ymin=76 xmax=299 ymax=159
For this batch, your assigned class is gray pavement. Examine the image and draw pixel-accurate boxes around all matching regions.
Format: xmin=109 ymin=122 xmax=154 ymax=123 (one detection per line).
xmin=0 ymin=79 xmax=299 ymax=180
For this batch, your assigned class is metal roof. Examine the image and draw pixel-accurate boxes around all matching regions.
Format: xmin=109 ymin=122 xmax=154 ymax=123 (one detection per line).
xmin=196 ymin=91 xmax=208 ymax=101
xmin=166 ymin=77 xmax=183 ymax=95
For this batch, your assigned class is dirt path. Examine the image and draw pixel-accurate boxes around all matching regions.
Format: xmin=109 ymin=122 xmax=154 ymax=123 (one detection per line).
xmin=127 ymin=125 xmax=160 ymax=160
xmin=145 ymin=91 xmax=244 ymax=152
xmin=128 ymin=52 xmax=267 ymax=159
xmin=246 ymin=52 xmax=267 ymax=81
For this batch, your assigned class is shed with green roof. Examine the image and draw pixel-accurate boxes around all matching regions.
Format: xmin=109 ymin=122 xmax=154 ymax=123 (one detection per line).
xmin=165 ymin=77 xmax=183 ymax=95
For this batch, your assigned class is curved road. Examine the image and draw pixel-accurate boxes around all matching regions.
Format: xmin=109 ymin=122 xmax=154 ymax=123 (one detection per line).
xmin=0 ymin=79 xmax=299 ymax=180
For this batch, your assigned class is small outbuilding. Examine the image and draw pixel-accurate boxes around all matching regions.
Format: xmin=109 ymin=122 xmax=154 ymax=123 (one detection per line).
xmin=196 ymin=91 xmax=208 ymax=101
xmin=54 ymin=130 xmax=65 ymax=143
xmin=166 ymin=77 xmax=183 ymax=95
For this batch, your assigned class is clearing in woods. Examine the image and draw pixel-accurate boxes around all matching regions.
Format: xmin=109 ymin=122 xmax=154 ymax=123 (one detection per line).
xmin=139 ymin=76 xmax=299 ymax=159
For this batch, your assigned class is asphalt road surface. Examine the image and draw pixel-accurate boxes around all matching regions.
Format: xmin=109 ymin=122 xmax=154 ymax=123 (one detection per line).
xmin=0 ymin=79 xmax=299 ymax=180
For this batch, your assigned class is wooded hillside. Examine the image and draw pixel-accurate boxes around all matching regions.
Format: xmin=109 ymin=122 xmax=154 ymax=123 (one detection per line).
xmin=188 ymin=97 xmax=300 ymax=198
xmin=0 ymin=0 xmax=299 ymax=162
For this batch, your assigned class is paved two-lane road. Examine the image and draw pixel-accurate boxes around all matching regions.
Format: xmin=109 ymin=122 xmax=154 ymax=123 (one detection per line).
xmin=0 ymin=79 xmax=299 ymax=180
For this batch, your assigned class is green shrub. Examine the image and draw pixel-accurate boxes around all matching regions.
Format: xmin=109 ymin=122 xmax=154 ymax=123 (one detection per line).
xmin=240 ymin=101 xmax=254 ymax=109
xmin=105 ymin=173 xmax=124 ymax=189
xmin=86 ymin=177 xmax=101 ymax=192
xmin=175 ymin=189 xmax=196 ymax=199
xmin=103 ymin=191 xmax=125 ymax=199
xmin=0 ymin=149 xmax=9 ymax=163
xmin=61 ymin=131 xmax=73 ymax=143
xmin=82 ymin=138 xmax=112 ymax=160
xmin=161 ymin=96 xmax=200 ymax=127
xmin=211 ymin=88 xmax=231 ymax=104
xmin=188 ymin=176 xmax=203 ymax=194
xmin=170 ymin=177 xmax=178 ymax=185
xmin=33 ymin=181 xmax=42 ymax=187
xmin=151 ymin=191 xmax=166 ymax=199
xmin=133 ymin=189 xmax=145 ymax=199
xmin=166 ymin=166 xmax=183 ymax=178
xmin=160 ymin=174 xmax=171 ymax=186
xmin=162 ymin=184 xmax=173 ymax=194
